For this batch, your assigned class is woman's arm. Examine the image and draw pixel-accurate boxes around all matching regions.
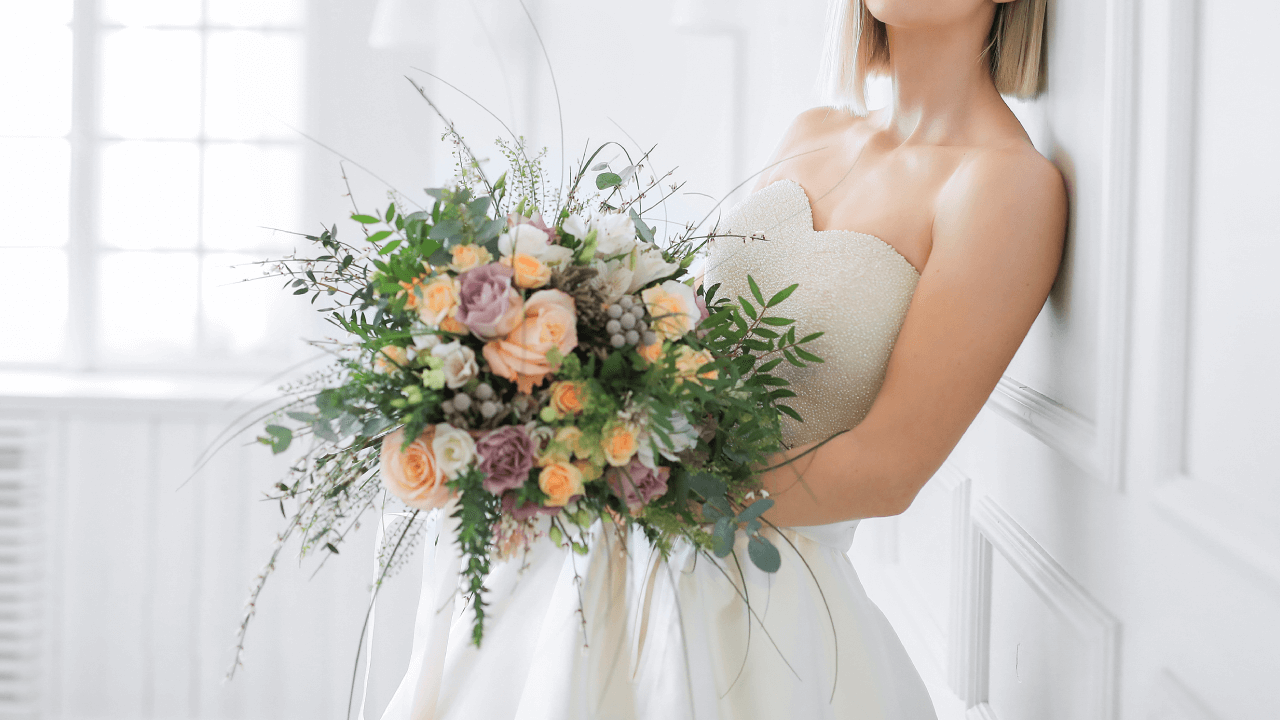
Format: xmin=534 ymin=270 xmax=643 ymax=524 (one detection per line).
xmin=759 ymin=147 xmax=1068 ymax=526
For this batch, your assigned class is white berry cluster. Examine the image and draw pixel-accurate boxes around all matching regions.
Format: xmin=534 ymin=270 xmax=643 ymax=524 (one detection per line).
xmin=605 ymin=295 xmax=658 ymax=348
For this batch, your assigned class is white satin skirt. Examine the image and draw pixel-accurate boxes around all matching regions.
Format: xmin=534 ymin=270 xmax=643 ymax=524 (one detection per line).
xmin=375 ymin=506 xmax=937 ymax=720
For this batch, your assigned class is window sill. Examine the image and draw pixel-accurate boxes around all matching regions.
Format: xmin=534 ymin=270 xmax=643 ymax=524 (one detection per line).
xmin=0 ymin=369 xmax=283 ymax=409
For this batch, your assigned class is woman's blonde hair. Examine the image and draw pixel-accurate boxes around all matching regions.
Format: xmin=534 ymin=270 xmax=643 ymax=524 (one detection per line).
xmin=819 ymin=0 xmax=1049 ymax=114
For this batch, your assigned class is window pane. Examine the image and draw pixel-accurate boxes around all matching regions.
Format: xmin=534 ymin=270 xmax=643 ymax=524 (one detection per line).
xmin=0 ymin=24 xmax=71 ymax=136
xmin=98 ymin=251 xmax=198 ymax=359
xmin=101 ymin=0 xmax=201 ymax=26
xmin=207 ymin=0 xmax=303 ymax=27
xmin=202 ymin=144 xmax=301 ymax=251
xmin=202 ymin=253 xmax=300 ymax=358
xmin=0 ymin=139 xmax=70 ymax=247
xmin=100 ymin=141 xmax=199 ymax=249
xmin=205 ymin=31 xmax=303 ymax=140
xmin=102 ymin=29 xmax=202 ymax=139
xmin=0 ymin=248 xmax=67 ymax=363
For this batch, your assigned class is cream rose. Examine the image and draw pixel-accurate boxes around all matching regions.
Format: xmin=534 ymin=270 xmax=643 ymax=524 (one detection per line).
xmin=448 ymin=244 xmax=492 ymax=273
xmin=380 ymin=427 xmax=449 ymax=509
xmin=430 ymin=340 xmax=479 ymax=389
xmin=641 ymin=279 xmax=700 ymax=340
xmin=674 ymin=346 xmax=717 ymax=385
xmin=432 ymin=423 xmax=477 ymax=479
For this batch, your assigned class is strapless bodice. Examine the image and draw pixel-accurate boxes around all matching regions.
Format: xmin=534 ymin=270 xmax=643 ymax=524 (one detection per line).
xmin=706 ymin=179 xmax=920 ymax=446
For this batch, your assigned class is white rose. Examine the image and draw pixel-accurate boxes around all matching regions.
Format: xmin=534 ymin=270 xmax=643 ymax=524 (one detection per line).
xmin=591 ymin=213 xmax=637 ymax=257
xmin=499 ymin=223 xmax=550 ymax=257
xmin=626 ymin=244 xmax=680 ymax=293
xmin=540 ymin=244 xmax=575 ymax=268
xmin=431 ymin=340 xmax=479 ymax=389
xmin=432 ymin=423 xmax=476 ymax=479
xmin=562 ymin=213 xmax=589 ymax=239
xmin=592 ymin=259 xmax=634 ymax=304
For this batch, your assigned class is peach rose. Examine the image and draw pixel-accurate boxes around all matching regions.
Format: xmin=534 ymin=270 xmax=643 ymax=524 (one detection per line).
xmin=538 ymin=461 xmax=584 ymax=506
xmin=483 ymin=289 xmax=578 ymax=394
xmin=636 ymin=340 xmax=665 ymax=364
xmin=538 ymin=426 xmax=583 ymax=467
xmin=641 ymin=280 xmax=700 ymax=340
xmin=674 ymin=346 xmax=717 ymax=385
xmin=504 ymin=253 xmax=551 ymax=289
xmin=418 ymin=276 xmax=459 ymax=326
xmin=440 ymin=314 xmax=468 ymax=334
xmin=549 ymin=381 xmax=586 ymax=415
xmin=601 ymin=421 xmax=639 ymax=467
xmin=559 ymin=425 xmax=590 ymax=455
xmin=449 ymin=244 xmax=492 ymax=273
xmin=380 ymin=427 xmax=450 ymax=509
xmin=374 ymin=345 xmax=410 ymax=373
xmin=399 ymin=276 xmax=426 ymax=310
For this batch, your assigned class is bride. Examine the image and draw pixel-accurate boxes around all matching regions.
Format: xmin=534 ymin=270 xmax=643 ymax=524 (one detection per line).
xmin=377 ymin=0 xmax=1064 ymax=717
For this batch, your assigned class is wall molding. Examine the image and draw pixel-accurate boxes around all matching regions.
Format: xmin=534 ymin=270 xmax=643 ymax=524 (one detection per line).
xmin=986 ymin=0 xmax=1139 ymax=492
xmin=985 ymin=378 xmax=1097 ymax=476
xmin=956 ymin=495 xmax=1121 ymax=720
xmin=1145 ymin=0 xmax=1280 ymax=593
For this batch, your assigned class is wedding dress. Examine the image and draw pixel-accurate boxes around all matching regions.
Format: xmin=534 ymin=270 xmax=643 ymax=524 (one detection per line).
xmin=375 ymin=178 xmax=937 ymax=720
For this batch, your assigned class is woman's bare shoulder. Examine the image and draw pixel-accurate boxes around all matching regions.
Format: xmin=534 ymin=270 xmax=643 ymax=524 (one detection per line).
xmin=936 ymin=141 xmax=1067 ymax=257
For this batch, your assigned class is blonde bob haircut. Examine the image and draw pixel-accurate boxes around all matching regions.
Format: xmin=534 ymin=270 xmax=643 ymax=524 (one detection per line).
xmin=819 ymin=0 xmax=1049 ymax=114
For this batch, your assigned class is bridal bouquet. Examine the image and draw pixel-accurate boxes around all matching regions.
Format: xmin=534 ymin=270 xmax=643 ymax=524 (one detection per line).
xmin=228 ymin=117 xmax=822 ymax=666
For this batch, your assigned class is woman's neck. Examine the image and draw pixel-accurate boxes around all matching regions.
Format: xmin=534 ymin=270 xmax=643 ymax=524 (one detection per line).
xmin=879 ymin=10 xmax=1004 ymax=144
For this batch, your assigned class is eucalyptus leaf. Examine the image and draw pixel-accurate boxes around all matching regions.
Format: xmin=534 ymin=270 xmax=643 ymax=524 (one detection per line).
xmin=713 ymin=517 xmax=735 ymax=557
xmin=629 ymin=208 xmax=655 ymax=244
xmin=262 ymin=425 xmax=292 ymax=454
xmin=735 ymin=497 xmax=774 ymax=524
xmin=313 ymin=420 xmax=339 ymax=443
xmin=747 ymin=535 xmax=781 ymax=572
xmin=596 ymin=172 xmax=622 ymax=189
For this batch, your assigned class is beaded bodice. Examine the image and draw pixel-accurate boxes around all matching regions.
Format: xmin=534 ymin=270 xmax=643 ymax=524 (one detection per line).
xmin=706 ymin=179 xmax=920 ymax=446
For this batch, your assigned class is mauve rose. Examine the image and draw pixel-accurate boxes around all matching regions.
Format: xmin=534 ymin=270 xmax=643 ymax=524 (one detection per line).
xmin=476 ymin=425 xmax=536 ymax=494
xmin=501 ymin=491 xmax=562 ymax=520
xmin=456 ymin=264 xmax=524 ymax=340
xmin=607 ymin=457 xmax=671 ymax=509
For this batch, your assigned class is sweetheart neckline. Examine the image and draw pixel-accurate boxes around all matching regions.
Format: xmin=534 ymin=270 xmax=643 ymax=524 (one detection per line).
xmin=748 ymin=178 xmax=922 ymax=276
